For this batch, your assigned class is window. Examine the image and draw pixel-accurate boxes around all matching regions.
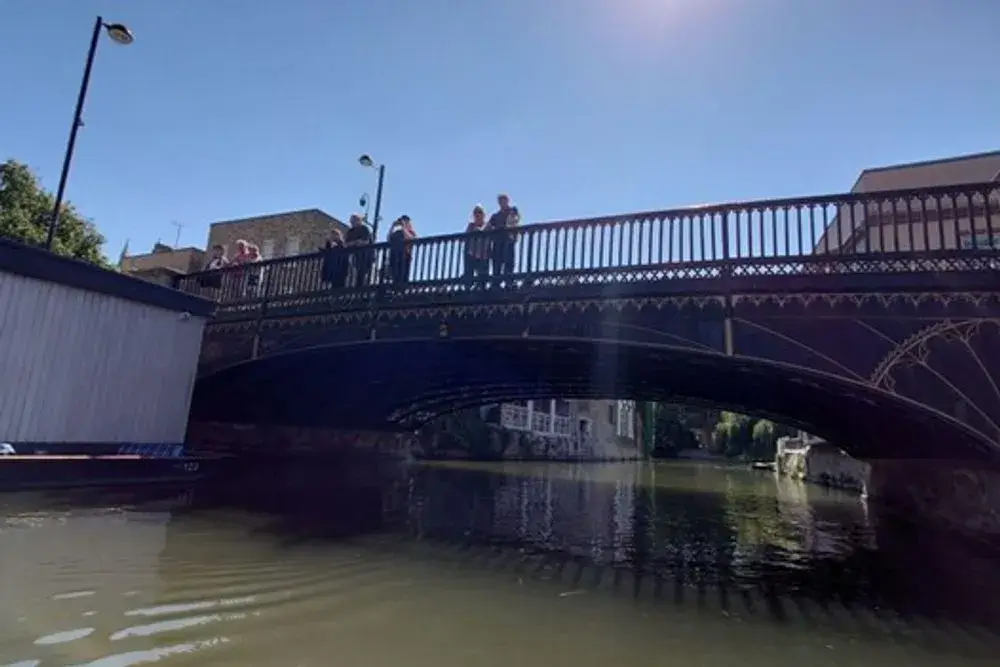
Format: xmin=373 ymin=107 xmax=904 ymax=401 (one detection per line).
xmin=961 ymin=233 xmax=1000 ymax=250
xmin=261 ymin=239 xmax=276 ymax=259
xmin=285 ymin=235 xmax=301 ymax=257
xmin=615 ymin=401 xmax=635 ymax=439
xmin=608 ymin=405 xmax=616 ymax=424
xmin=554 ymin=399 xmax=571 ymax=417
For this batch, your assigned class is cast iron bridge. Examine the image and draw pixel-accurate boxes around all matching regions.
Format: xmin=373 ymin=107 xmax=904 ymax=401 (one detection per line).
xmin=178 ymin=181 xmax=1000 ymax=461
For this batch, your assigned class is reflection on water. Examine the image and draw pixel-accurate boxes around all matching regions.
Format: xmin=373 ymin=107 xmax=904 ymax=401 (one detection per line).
xmin=1 ymin=461 xmax=999 ymax=666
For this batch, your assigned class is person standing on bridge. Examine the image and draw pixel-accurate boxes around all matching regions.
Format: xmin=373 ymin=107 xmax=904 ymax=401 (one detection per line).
xmin=488 ymin=193 xmax=520 ymax=281
xmin=229 ymin=239 xmax=253 ymax=298
xmin=198 ymin=244 xmax=228 ymax=293
xmin=320 ymin=227 xmax=348 ymax=289
xmin=464 ymin=205 xmax=491 ymax=288
xmin=345 ymin=213 xmax=374 ymax=286
xmin=388 ymin=215 xmax=417 ymax=285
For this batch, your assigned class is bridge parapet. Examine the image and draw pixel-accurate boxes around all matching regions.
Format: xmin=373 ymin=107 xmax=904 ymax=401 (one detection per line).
xmin=176 ymin=180 xmax=1000 ymax=318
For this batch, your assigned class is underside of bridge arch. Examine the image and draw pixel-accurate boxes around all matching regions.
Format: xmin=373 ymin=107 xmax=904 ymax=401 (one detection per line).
xmin=190 ymin=337 xmax=998 ymax=462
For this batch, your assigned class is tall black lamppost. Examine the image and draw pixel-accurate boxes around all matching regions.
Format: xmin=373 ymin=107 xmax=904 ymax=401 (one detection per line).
xmin=358 ymin=154 xmax=385 ymax=241
xmin=45 ymin=16 xmax=135 ymax=251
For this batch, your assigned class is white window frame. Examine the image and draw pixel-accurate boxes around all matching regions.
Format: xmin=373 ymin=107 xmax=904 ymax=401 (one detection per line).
xmin=261 ymin=239 xmax=276 ymax=259
xmin=502 ymin=400 xmax=572 ymax=436
xmin=615 ymin=401 xmax=635 ymax=439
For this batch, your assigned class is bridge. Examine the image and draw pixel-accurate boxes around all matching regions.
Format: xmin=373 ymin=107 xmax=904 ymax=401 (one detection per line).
xmin=178 ymin=180 xmax=1000 ymax=462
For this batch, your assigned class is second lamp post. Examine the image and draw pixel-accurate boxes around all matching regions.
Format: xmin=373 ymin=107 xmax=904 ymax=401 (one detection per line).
xmin=358 ymin=154 xmax=385 ymax=241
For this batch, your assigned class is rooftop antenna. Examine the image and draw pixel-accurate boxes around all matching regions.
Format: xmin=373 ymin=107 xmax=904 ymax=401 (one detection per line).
xmin=170 ymin=220 xmax=184 ymax=247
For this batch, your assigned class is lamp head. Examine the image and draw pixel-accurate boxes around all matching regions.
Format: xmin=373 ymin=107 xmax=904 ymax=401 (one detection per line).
xmin=358 ymin=154 xmax=374 ymax=168
xmin=104 ymin=23 xmax=135 ymax=45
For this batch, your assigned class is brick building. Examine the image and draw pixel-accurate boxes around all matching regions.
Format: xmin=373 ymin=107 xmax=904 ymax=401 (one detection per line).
xmin=120 ymin=243 xmax=206 ymax=286
xmin=205 ymin=208 xmax=346 ymax=260
xmin=816 ymin=150 xmax=1000 ymax=254
xmin=490 ymin=398 xmax=641 ymax=460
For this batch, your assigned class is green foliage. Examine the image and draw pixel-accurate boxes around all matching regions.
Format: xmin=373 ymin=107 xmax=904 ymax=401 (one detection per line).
xmin=713 ymin=411 xmax=755 ymax=457
xmin=707 ymin=412 xmax=798 ymax=461
xmin=0 ymin=159 xmax=109 ymax=266
xmin=751 ymin=419 xmax=775 ymax=450
xmin=651 ymin=403 xmax=699 ymax=457
xmin=420 ymin=408 xmax=504 ymax=459
xmin=428 ymin=400 xmax=802 ymax=464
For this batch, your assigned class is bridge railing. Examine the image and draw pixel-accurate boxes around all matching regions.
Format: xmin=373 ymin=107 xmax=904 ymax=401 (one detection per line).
xmin=175 ymin=181 xmax=1000 ymax=309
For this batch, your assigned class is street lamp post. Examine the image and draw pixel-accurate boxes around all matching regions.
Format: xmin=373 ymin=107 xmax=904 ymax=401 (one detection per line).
xmin=358 ymin=154 xmax=385 ymax=241
xmin=359 ymin=194 xmax=371 ymax=223
xmin=45 ymin=16 xmax=134 ymax=251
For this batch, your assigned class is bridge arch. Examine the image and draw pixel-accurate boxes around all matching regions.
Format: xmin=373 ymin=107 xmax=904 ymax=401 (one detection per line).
xmin=191 ymin=336 xmax=998 ymax=462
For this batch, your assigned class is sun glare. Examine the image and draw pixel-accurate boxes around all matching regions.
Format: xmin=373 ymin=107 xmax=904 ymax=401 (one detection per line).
xmin=599 ymin=0 xmax=726 ymax=41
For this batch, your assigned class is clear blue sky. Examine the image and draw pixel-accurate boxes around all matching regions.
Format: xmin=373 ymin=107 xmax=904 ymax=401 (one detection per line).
xmin=2 ymin=0 xmax=998 ymax=258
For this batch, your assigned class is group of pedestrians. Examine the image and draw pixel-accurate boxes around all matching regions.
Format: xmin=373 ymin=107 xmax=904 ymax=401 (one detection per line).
xmin=319 ymin=193 xmax=521 ymax=289
xmin=463 ymin=194 xmax=520 ymax=285
xmin=320 ymin=212 xmax=418 ymax=288
xmin=199 ymin=238 xmax=263 ymax=291
xmin=195 ymin=193 xmax=522 ymax=296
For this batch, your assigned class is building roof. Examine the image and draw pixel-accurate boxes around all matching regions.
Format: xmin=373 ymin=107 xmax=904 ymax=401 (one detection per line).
xmin=126 ymin=245 xmax=204 ymax=260
xmin=814 ymin=150 xmax=1000 ymax=253
xmin=207 ymin=208 xmax=344 ymax=228
xmin=849 ymin=149 xmax=1000 ymax=193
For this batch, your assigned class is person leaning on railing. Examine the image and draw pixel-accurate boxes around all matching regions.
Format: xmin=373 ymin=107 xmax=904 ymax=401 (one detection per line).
xmin=388 ymin=215 xmax=417 ymax=285
xmin=320 ymin=227 xmax=348 ymax=289
xmin=487 ymin=193 xmax=520 ymax=279
xmin=199 ymin=244 xmax=229 ymax=292
xmin=344 ymin=213 xmax=374 ymax=286
xmin=225 ymin=239 xmax=252 ymax=300
xmin=244 ymin=243 xmax=263 ymax=296
xmin=464 ymin=204 xmax=491 ymax=287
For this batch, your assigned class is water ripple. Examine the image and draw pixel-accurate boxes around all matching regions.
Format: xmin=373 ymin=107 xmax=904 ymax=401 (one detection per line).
xmin=110 ymin=613 xmax=249 ymax=641
xmin=3 ymin=463 xmax=1000 ymax=667
xmin=67 ymin=637 xmax=230 ymax=667
xmin=124 ymin=596 xmax=257 ymax=618
xmin=52 ymin=590 xmax=96 ymax=600
xmin=33 ymin=628 xmax=95 ymax=645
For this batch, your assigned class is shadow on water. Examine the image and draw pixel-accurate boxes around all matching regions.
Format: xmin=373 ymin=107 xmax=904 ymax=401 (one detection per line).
xmin=389 ymin=463 xmax=1000 ymax=632
xmin=184 ymin=459 xmax=1000 ymax=634
xmin=6 ymin=457 xmax=1000 ymax=664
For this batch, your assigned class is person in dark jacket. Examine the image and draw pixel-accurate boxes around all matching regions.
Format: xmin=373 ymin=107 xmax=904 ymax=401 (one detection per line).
xmin=487 ymin=193 xmax=520 ymax=279
xmin=388 ymin=215 xmax=417 ymax=285
xmin=464 ymin=205 xmax=491 ymax=288
xmin=320 ymin=227 xmax=348 ymax=289
xmin=344 ymin=214 xmax=374 ymax=286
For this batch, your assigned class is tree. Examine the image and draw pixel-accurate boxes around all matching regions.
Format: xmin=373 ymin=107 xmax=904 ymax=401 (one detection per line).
xmin=712 ymin=411 xmax=754 ymax=458
xmin=0 ymin=159 xmax=108 ymax=265
xmin=651 ymin=403 xmax=699 ymax=457
xmin=750 ymin=418 xmax=796 ymax=461
xmin=751 ymin=419 xmax=776 ymax=461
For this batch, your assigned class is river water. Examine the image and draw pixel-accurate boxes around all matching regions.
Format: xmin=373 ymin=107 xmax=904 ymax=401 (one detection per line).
xmin=2 ymin=460 xmax=999 ymax=666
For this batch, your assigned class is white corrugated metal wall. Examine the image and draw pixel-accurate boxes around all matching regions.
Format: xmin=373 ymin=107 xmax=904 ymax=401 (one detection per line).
xmin=0 ymin=272 xmax=206 ymax=445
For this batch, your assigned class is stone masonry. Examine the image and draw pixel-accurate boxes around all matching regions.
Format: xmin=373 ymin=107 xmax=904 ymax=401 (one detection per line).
xmin=206 ymin=209 xmax=346 ymax=260
xmin=122 ymin=243 xmax=205 ymax=274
